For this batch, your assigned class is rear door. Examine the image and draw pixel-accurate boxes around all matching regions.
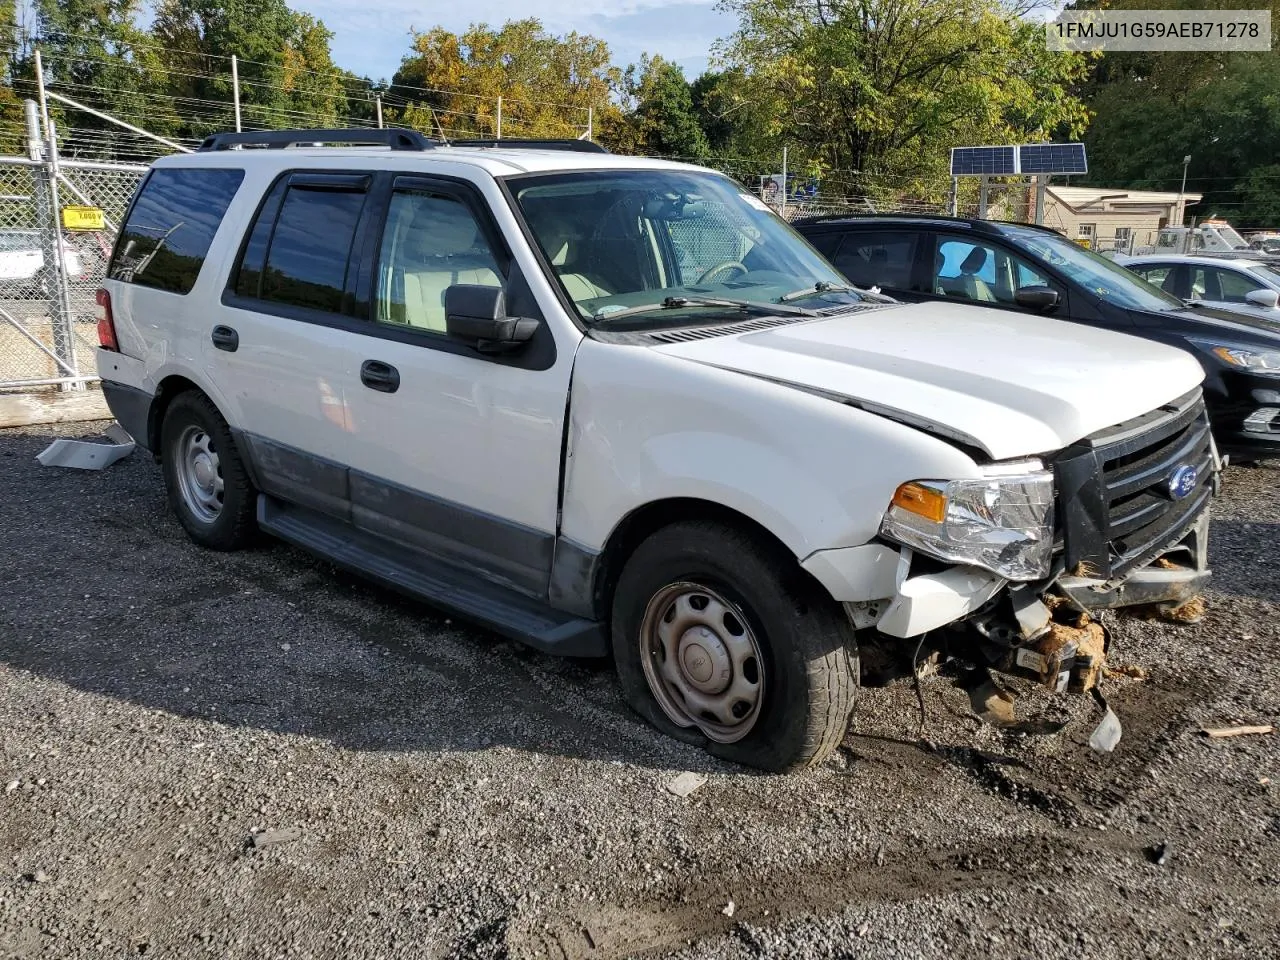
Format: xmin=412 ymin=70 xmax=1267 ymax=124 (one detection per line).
xmin=825 ymin=229 xmax=921 ymax=298
xmin=206 ymin=170 xmax=377 ymax=521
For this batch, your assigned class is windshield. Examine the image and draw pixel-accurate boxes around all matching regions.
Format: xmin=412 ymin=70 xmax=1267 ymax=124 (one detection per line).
xmin=1250 ymin=263 xmax=1280 ymax=286
xmin=0 ymin=231 xmax=40 ymax=252
xmin=1217 ymin=225 xmax=1250 ymax=249
xmin=508 ymin=169 xmax=866 ymax=325
xmin=1002 ymin=226 xmax=1187 ymax=311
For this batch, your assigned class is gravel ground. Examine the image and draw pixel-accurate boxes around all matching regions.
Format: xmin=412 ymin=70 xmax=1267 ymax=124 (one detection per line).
xmin=1 ymin=421 xmax=1277 ymax=960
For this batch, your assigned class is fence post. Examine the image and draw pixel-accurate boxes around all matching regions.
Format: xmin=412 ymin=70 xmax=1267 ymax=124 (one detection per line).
xmin=375 ymin=95 xmax=383 ymax=129
xmin=496 ymin=96 xmax=502 ymax=139
xmin=27 ymin=92 xmax=80 ymax=391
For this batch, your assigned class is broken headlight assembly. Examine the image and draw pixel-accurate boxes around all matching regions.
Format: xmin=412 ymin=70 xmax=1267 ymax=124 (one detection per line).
xmin=879 ymin=462 xmax=1055 ymax=582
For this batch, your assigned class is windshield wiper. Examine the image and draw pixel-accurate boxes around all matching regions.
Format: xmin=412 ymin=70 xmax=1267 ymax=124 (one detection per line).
xmin=779 ymin=280 xmax=896 ymax=304
xmin=591 ymin=295 xmax=818 ymax=325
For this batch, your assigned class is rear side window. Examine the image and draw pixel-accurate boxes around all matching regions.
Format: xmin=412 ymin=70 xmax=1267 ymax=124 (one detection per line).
xmin=232 ymin=174 xmax=368 ymax=315
xmin=832 ymin=231 xmax=917 ymax=290
xmin=109 ymin=168 xmax=244 ymax=294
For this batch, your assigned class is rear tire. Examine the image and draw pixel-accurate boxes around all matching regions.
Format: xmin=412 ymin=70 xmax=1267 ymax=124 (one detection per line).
xmin=160 ymin=391 xmax=257 ymax=550
xmin=611 ymin=520 xmax=858 ymax=772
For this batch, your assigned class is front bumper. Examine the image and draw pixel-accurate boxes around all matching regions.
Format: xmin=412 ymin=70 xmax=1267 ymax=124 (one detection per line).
xmin=1053 ymin=508 xmax=1210 ymax=612
xmin=1213 ymin=381 xmax=1280 ymax=457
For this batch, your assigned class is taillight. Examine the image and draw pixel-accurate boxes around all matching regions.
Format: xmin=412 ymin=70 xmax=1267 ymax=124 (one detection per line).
xmin=95 ymin=288 xmax=118 ymax=351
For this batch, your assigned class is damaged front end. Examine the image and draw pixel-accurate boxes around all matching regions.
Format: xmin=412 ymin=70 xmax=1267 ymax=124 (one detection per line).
xmin=852 ymin=390 xmax=1220 ymax=750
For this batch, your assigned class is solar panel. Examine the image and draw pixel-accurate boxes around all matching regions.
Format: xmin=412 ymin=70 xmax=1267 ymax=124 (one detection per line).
xmin=1018 ymin=143 xmax=1087 ymax=175
xmin=950 ymin=146 xmax=1016 ymax=176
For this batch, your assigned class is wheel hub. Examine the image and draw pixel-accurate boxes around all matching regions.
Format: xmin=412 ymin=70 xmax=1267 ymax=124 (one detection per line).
xmin=192 ymin=454 xmax=216 ymax=490
xmin=678 ymin=626 xmax=731 ymax=694
xmin=637 ymin=582 xmax=766 ymax=744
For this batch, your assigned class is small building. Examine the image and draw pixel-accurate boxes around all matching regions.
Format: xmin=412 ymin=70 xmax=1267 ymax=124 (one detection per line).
xmin=1030 ymin=185 xmax=1203 ymax=254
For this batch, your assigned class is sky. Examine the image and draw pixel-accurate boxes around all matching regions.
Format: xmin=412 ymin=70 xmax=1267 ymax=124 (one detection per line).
xmin=291 ymin=0 xmax=738 ymax=83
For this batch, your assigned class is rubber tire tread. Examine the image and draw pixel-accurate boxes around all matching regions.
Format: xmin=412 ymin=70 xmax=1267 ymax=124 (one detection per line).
xmin=160 ymin=390 xmax=257 ymax=551
xmin=611 ymin=520 xmax=858 ymax=772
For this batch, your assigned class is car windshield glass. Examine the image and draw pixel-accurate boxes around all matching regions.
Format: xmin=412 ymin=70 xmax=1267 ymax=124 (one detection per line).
xmin=1249 ymin=263 xmax=1280 ymax=287
xmin=1003 ymin=226 xmax=1186 ymax=311
xmin=0 ymin=231 xmax=39 ymax=251
xmin=1218 ymin=224 xmax=1249 ymax=249
xmin=508 ymin=169 xmax=865 ymax=326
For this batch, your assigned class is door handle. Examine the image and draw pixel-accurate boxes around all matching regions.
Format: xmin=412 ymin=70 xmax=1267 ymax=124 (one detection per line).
xmin=360 ymin=359 xmax=400 ymax=393
xmin=211 ymin=325 xmax=239 ymax=352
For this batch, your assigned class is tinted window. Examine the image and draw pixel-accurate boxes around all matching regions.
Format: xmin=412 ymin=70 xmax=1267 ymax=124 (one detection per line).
xmin=233 ymin=179 xmax=287 ymax=299
xmin=831 ymin=231 xmax=916 ymax=290
xmin=259 ymin=185 xmax=366 ymax=314
xmin=109 ymin=167 xmax=244 ymax=294
xmin=374 ymin=189 xmax=503 ymax=332
xmin=804 ymin=230 xmax=843 ymax=259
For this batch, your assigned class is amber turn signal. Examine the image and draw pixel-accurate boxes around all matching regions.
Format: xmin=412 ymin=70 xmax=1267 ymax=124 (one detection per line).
xmin=891 ymin=482 xmax=947 ymax=523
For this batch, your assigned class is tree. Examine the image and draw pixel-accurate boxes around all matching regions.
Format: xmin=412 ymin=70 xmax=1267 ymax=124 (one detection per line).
xmin=612 ymin=56 xmax=709 ymax=158
xmin=715 ymin=0 xmax=1091 ymax=199
xmin=21 ymin=0 xmax=179 ymax=143
xmin=152 ymin=0 xmax=347 ymax=137
xmin=1075 ymin=0 xmax=1280 ymax=224
xmin=388 ymin=19 xmax=619 ymax=140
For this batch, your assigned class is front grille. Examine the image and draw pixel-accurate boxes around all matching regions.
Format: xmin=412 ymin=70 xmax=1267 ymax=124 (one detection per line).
xmin=1052 ymin=388 xmax=1213 ymax=580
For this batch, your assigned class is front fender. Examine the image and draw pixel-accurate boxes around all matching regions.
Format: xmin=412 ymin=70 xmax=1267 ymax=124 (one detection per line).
xmin=560 ymin=340 xmax=983 ymax=559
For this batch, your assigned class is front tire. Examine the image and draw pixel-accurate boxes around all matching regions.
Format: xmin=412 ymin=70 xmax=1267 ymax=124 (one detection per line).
xmin=611 ymin=521 xmax=858 ymax=772
xmin=160 ymin=391 xmax=257 ymax=550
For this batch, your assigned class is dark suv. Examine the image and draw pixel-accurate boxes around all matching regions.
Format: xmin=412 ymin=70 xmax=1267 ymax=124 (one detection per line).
xmin=794 ymin=214 xmax=1280 ymax=458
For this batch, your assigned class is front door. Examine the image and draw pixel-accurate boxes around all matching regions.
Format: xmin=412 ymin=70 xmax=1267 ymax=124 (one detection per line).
xmin=338 ymin=175 xmax=575 ymax=596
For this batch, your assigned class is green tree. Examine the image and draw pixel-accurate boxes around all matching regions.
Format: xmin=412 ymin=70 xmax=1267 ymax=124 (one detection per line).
xmin=613 ymin=56 xmax=709 ymax=158
xmin=21 ymin=0 xmax=179 ymax=143
xmin=1075 ymin=0 xmax=1280 ymax=224
xmin=715 ymin=0 xmax=1091 ymax=199
xmin=152 ymin=0 xmax=347 ymax=137
xmin=388 ymin=19 xmax=619 ymax=140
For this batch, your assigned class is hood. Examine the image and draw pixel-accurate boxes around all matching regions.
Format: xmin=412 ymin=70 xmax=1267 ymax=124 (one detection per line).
xmin=1153 ymin=303 xmax=1280 ymax=339
xmin=652 ymin=300 xmax=1205 ymax=460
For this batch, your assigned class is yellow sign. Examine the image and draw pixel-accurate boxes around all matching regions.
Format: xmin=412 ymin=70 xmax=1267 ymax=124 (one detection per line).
xmin=61 ymin=205 xmax=104 ymax=231
xmin=1075 ymin=236 xmax=1092 ymax=249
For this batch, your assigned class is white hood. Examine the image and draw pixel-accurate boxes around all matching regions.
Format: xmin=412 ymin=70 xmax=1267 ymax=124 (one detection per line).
xmin=653 ymin=301 xmax=1205 ymax=460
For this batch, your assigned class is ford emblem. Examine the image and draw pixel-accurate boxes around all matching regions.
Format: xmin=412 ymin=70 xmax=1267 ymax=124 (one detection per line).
xmin=1167 ymin=464 xmax=1198 ymax=500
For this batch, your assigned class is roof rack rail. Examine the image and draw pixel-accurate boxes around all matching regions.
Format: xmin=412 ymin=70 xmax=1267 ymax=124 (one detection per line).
xmin=197 ymin=128 xmax=437 ymax=152
xmin=449 ymin=138 xmax=610 ymax=154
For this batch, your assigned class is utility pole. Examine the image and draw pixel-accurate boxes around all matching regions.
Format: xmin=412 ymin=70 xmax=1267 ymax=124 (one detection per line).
xmin=495 ymin=96 xmax=502 ymax=139
xmin=375 ymin=95 xmax=383 ymax=129
xmin=780 ymin=145 xmax=788 ymax=210
xmin=1177 ymin=154 xmax=1191 ymax=224
xmin=231 ymin=55 xmax=242 ymax=132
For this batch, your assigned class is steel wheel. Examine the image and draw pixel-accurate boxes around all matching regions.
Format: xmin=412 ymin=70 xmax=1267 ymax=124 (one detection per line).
xmin=638 ymin=581 xmax=765 ymax=743
xmin=174 ymin=425 xmax=224 ymax=524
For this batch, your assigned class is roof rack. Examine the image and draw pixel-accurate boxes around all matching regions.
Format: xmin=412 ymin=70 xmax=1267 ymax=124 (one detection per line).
xmin=197 ymin=128 xmax=437 ymax=152
xmin=449 ymin=138 xmax=610 ymax=154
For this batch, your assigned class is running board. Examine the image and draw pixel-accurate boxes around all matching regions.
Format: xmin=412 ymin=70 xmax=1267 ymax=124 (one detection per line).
xmin=257 ymin=495 xmax=607 ymax=657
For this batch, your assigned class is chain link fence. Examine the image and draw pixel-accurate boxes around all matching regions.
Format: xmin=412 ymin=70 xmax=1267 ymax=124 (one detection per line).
xmin=0 ymin=153 xmax=147 ymax=391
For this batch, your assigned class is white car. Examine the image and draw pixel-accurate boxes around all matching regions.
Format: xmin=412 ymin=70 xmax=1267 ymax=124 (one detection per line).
xmin=95 ymin=130 xmax=1219 ymax=771
xmin=0 ymin=229 xmax=85 ymax=294
xmin=1123 ymin=254 xmax=1280 ymax=321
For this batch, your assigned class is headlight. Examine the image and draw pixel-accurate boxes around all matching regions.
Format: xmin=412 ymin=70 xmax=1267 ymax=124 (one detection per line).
xmin=1189 ymin=338 xmax=1280 ymax=372
xmin=879 ymin=462 xmax=1055 ymax=581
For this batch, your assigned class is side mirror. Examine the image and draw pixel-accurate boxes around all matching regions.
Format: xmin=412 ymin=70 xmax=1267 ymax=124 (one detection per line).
xmin=1245 ymin=288 xmax=1280 ymax=309
xmin=444 ymin=284 xmax=539 ymax=353
xmin=1014 ymin=286 xmax=1060 ymax=312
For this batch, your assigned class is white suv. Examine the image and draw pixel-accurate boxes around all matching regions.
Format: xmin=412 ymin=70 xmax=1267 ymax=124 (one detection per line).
xmin=96 ymin=129 xmax=1218 ymax=771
